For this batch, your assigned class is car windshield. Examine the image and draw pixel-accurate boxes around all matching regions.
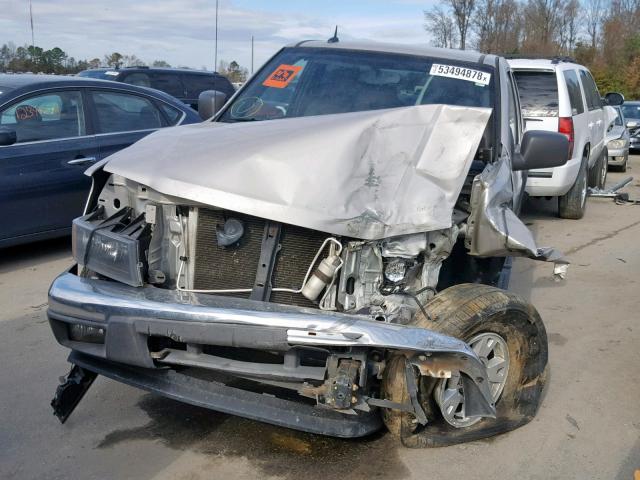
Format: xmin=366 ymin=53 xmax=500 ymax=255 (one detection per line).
xmin=78 ymin=70 xmax=119 ymax=80
xmin=218 ymin=47 xmax=494 ymax=123
xmin=621 ymin=103 xmax=640 ymax=120
xmin=613 ymin=107 xmax=624 ymax=126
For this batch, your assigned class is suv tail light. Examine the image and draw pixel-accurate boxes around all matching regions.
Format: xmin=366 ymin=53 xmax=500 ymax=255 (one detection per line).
xmin=558 ymin=117 xmax=574 ymax=159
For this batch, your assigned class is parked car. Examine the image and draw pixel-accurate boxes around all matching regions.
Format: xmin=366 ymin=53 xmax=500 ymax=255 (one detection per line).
xmin=605 ymin=105 xmax=630 ymax=171
xmin=78 ymin=67 xmax=236 ymax=111
xmin=0 ymin=74 xmax=200 ymax=248
xmin=621 ymin=101 xmax=640 ymax=151
xmin=49 ymin=41 xmax=569 ymax=447
xmin=509 ymin=58 xmax=624 ymax=219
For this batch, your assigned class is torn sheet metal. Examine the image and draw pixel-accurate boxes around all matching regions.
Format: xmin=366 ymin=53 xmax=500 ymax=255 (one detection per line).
xmin=466 ymin=158 xmax=568 ymax=276
xmin=103 ymin=104 xmax=491 ymax=240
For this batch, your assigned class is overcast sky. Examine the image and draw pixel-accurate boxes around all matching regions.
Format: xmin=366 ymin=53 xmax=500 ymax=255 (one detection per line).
xmin=2 ymin=0 xmax=434 ymax=71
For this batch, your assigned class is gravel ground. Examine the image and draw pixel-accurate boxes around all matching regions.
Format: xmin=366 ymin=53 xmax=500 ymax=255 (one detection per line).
xmin=1 ymin=155 xmax=639 ymax=480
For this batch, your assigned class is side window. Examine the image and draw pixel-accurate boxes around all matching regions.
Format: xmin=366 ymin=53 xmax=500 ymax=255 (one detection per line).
xmin=579 ymin=70 xmax=601 ymax=111
xmin=148 ymin=73 xmax=185 ymax=98
xmin=213 ymin=77 xmax=235 ymax=98
xmin=563 ymin=70 xmax=585 ymax=116
xmin=91 ymin=91 xmax=164 ymax=134
xmin=0 ymin=90 xmax=85 ymax=144
xmin=122 ymin=72 xmax=151 ymax=88
xmin=159 ymin=103 xmax=183 ymax=126
xmin=507 ymin=73 xmax=520 ymax=145
xmin=183 ymin=74 xmax=216 ymax=98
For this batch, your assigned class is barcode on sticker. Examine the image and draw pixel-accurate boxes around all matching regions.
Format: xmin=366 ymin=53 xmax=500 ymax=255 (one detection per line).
xmin=429 ymin=64 xmax=491 ymax=85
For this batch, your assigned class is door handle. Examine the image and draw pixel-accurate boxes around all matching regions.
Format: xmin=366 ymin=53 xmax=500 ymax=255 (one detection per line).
xmin=596 ymin=120 xmax=602 ymax=125
xmin=67 ymin=156 xmax=97 ymax=165
xmin=588 ymin=122 xmax=594 ymax=128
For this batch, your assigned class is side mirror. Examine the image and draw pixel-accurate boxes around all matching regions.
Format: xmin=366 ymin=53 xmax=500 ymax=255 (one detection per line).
xmin=198 ymin=90 xmax=227 ymax=120
xmin=512 ymin=130 xmax=569 ymax=171
xmin=603 ymin=92 xmax=624 ymax=106
xmin=0 ymin=128 xmax=17 ymax=146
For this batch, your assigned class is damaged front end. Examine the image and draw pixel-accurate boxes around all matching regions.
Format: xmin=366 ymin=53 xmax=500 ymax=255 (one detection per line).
xmin=48 ymin=105 xmax=561 ymax=443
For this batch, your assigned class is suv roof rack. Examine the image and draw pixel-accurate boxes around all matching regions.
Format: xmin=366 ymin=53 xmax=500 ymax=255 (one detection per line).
xmin=503 ymin=54 xmax=576 ymax=64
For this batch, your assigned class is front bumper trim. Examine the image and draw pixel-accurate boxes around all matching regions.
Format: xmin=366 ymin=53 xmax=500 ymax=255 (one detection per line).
xmin=48 ymin=272 xmax=496 ymax=417
xmin=69 ymin=351 xmax=383 ymax=438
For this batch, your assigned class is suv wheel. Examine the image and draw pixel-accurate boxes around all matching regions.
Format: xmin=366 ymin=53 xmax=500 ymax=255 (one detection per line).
xmin=588 ymin=148 xmax=608 ymax=189
xmin=558 ymin=155 xmax=588 ymax=219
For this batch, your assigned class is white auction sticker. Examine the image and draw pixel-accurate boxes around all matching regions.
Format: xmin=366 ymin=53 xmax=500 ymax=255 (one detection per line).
xmin=429 ymin=64 xmax=491 ymax=86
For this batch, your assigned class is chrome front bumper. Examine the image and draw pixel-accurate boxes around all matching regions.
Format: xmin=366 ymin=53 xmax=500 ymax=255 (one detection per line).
xmin=48 ymin=271 xmax=495 ymax=415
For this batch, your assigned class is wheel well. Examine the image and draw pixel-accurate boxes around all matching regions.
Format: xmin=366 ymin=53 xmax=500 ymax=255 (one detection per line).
xmin=436 ymin=239 xmax=505 ymax=290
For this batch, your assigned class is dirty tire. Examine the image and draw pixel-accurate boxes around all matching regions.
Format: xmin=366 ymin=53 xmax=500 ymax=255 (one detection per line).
xmin=558 ymin=155 xmax=588 ymax=219
xmin=382 ymin=283 xmax=548 ymax=448
xmin=588 ymin=148 xmax=607 ymax=189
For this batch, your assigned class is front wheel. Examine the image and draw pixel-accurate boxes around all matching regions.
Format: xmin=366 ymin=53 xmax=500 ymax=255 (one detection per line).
xmin=382 ymin=283 xmax=548 ymax=447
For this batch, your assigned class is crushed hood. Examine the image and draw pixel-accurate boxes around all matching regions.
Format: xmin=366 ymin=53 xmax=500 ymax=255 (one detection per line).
xmin=104 ymin=105 xmax=491 ymax=240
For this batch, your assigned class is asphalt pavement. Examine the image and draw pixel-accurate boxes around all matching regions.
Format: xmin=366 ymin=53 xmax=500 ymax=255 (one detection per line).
xmin=1 ymin=156 xmax=639 ymax=480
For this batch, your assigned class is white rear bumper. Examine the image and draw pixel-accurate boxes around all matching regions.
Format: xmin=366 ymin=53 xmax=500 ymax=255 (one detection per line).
xmin=525 ymin=154 xmax=582 ymax=197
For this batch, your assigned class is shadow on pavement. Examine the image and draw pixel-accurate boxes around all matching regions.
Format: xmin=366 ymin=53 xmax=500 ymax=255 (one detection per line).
xmin=0 ymin=236 xmax=71 ymax=273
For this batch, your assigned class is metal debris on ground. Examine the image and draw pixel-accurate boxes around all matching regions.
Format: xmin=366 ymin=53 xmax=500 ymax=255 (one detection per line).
xmin=588 ymin=176 xmax=639 ymax=204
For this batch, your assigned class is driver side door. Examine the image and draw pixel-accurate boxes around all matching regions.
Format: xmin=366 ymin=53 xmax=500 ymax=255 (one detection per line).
xmin=0 ymin=88 xmax=99 ymax=244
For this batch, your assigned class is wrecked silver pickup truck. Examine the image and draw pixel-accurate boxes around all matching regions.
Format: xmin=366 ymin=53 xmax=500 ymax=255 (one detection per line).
xmin=48 ymin=41 xmax=569 ymax=447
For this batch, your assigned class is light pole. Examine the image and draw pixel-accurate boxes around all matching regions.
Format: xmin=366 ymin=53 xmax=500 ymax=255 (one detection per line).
xmin=29 ymin=0 xmax=35 ymax=48
xmin=251 ymin=35 xmax=254 ymax=75
xmin=214 ymin=0 xmax=219 ymax=72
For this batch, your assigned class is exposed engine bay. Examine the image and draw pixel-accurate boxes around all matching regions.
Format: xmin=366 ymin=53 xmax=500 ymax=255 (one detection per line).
xmin=79 ymin=172 xmax=474 ymax=324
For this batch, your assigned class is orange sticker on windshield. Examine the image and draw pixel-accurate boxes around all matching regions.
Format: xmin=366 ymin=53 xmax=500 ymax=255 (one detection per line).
xmin=262 ymin=64 xmax=303 ymax=88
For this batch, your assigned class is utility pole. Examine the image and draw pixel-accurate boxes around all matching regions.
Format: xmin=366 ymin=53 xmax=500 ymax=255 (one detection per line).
xmin=251 ymin=35 xmax=254 ymax=75
xmin=29 ymin=0 xmax=35 ymax=48
xmin=214 ymin=0 xmax=219 ymax=72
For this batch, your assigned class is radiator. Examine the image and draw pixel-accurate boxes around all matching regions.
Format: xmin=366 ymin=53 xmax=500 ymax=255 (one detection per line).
xmin=193 ymin=208 xmax=328 ymax=308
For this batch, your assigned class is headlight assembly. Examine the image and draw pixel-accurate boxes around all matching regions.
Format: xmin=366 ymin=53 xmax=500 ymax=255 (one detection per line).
xmin=607 ymin=138 xmax=626 ymax=149
xmin=72 ymin=206 xmax=151 ymax=287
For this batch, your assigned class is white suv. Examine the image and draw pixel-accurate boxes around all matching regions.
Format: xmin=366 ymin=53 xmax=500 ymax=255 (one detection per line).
xmin=509 ymin=58 xmax=623 ymax=219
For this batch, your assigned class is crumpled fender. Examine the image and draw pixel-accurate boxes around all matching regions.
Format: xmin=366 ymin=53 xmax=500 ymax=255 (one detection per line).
xmin=466 ymin=158 xmax=569 ymax=278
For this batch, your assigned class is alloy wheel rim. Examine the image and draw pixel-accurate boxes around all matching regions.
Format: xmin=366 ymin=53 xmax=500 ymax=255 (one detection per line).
xmin=580 ymin=167 xmax=588 ymax=206
xmin=600 ymin=155 xmax=607 ymax=186
xmin=435 ymin=332 xmax=510 ymax=428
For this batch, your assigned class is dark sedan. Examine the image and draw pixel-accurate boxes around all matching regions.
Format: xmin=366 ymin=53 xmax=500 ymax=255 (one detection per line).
xmin=0 ymin=74 xmax=200 ymax=248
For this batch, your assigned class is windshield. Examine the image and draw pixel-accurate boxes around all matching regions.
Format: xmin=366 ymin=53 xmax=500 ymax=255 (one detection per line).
xmin=78 ymin=70 xmax=119 ymax=80
xmin=218 ymin=47 xmax=494 ymax=122
xmin=613 ymin=107 xmax=624 ymax=126
xmin=622 ymin=103 xmax=640 ymax=120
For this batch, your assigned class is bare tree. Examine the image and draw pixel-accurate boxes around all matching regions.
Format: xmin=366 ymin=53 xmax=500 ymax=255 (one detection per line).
xmin=473 ymin=0 xmax=522 ymax=53
xmin=448 ymin=0 xmax=476 ymax=49
xmin=521 ymin=0 xmax=564 ymax=54
xmin=583 ymin=0 xmax=604 ymax=48
xmin=558 ymin=0 xmax=580 ymax=53
xmin=121 ymin=54 xmax=146 ymax=67
xmin=424 ymin=6 xmax=458 ymax=48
